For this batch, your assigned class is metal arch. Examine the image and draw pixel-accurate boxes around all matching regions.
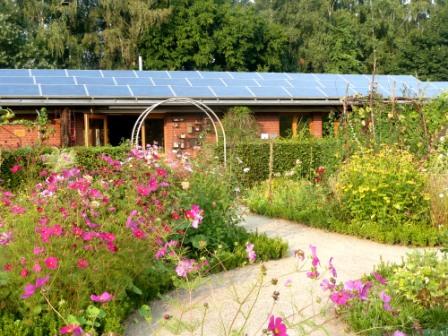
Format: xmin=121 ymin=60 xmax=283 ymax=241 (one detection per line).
xmin=131 ymin=97 xmax=227 ymax=165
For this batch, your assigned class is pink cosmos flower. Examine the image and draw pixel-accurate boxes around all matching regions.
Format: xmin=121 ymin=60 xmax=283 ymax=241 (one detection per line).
xmin=132 ymin=228 xmax=146 ymax=239
xmin=330 ymin=290 xmax=352 ymax=306
xmin=33 ymin=246 xmax=45 ymax=255
xmin=60 ymin=324 xmax=84 ymax=335
xmin=175 ymin=259 xmax=196 ymax=277
xmin=379 ymin=291 xmax=392 ymax=311
xmin=90 ymin=291 xmax=113 ymax=303
xmin=155 ymin=246 xmax=167 ymax=259
xmin=44 ymin=256 xmax=59 ymax=270
xmin=320 ymin=278 xmax=335 ymax=291
xmin=393 ymin=331 xmax=406 ymax=336
xmin=10 ymin=165 xmax=22 ymax=173
xmin=21 ymin=283 xmax=36 ymax=299
xmin=0 ymin=231 xmax=12 ymax=245
xmin=268 ymin=315 xmax=288 ymax=336
xmin=185 ymin=205 xmax=203 ymax=229
xmin=20 ymin=268 xmax=29 ymax=278
xmin=35 ymin=275 xmax=49 ymax=288
xmin=32 ymin=263 xmax=42 ymax=273
xmin=77 ymin=259 xmax=89 ymax=269
xmin=106 ymin=242 xmax=118 ymax=253
xmin=306 ymin=268 xmax=319 ymax=279
xmin=372 ymin=272 xmax=388 ymax=285
xmin=10 ymin=205 xmax=25 ymax=215
xmin=309 ymin=245 xmax=320 ymax=267
xmin=328 ymin=257 xmax=337 ymax=278
xmin=246 ymin=242 xmax=256 ymax=263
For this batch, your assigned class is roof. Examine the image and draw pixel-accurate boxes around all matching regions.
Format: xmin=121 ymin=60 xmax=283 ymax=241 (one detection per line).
xmin=0 ymin=69 xmax=446 ymax=107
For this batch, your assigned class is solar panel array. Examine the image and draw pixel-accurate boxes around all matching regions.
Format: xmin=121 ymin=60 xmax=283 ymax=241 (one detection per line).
xmin=0 ymin=69 xmax=446 ymax=100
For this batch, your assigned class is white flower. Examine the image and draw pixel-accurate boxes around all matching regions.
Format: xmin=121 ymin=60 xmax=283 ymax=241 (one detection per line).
xmin=243 ymin=167 xmax=250 ymax=173
xmin=439 ymin=193 xmax=445 ymax=198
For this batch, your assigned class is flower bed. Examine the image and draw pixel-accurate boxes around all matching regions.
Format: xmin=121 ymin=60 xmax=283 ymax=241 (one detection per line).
xmin=0 ymin=147 xmax=287 ymax=335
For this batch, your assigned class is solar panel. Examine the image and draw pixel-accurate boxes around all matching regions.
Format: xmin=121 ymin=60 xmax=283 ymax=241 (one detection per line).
xmin=136 ymin=71 xmax=170 ymax=78
xmin=427 ymin=82 xmax=448 ymax=89
xmin=259 ymin=79 xmax=292 ymax=88
xmin=41 ymin=85 xmax=87 ymax=96
xmin=210 ymin=86 xmax=253 ymax=97
xmin=76 ymin=77 xmax=115 ymax=85
xmin=101 ymin=70 xmax=136 ymax=78
xmin=419 ymin=88 xmax=445 ymax=98
xmin=85 ymin=85 xmax=132 ymax=97
xmin=250 ymin=86 xmax=291 ymax=98
xmin=171 ymin=86 xmax=215 ymax=97
xmin=287 ymin=73 xmax=320 ymax=81
xmin=153 ymin=78 xmax=190 ymax=86
xmin=199 ymin=71 xmax=232 ymax=79
xmin=168 ymin=71 xmax=201 ymax=79
xmin=313 ymin=73 xmax=344 ymax=81
xmin=31 ymin=69 xmax=67 ymax=77
xmin=0 ymin=69 xmax=30 ymax=77
xmin=130 ymin=85 xmax=174 ymax=97
xmin=188 ymin=78 xmax=225 ymax=87
xmin=289 ymin=79 xmax=322 ymax=88
xmin=287 ymin=87 xmax=326 ymax=98
xmin=35 ymin=77 xmax=75 ymax=85
xmin=0 ymin=77 xmax=34 ymax=84
xmin=228 ymin=72 xmax=262 ymax=80
xmin=67 ymin=70 xmax=102 ymax=77
xmin=223 ymin=79 xmax=259 ymax=87
xmin=257 ymin=73 xmax=289 ymax=80
xmin=0 ymin=84 xmax=40 ymax=96
xmin=320 ymin=87 xmax=356 ymax=98
xmin=114 ymin=77 xmax=152 ymax=85
xmin=319 ymin=80 xmax=353 ymax=91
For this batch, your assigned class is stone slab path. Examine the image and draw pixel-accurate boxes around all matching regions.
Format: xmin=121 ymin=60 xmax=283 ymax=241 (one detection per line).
xmin=125 ymin=213 xmax=420 ymax=336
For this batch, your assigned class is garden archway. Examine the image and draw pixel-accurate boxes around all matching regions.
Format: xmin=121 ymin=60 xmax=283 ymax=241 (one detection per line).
xmin=130 ymin=98 xmax=227 ymax=165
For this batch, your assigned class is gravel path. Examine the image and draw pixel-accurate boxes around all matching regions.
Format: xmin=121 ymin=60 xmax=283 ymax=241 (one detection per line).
xmin=125 ymin=213 xmax=419 ymax=336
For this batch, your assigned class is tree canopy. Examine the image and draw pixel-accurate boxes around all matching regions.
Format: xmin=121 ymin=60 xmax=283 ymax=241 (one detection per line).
xmin=0 ymin=0 xmax=447 ymax=80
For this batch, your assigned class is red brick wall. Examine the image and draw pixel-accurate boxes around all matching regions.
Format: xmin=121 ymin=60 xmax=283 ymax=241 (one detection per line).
xmin=310 ymin=113 xmax=323 ymax=138
xmin=0 ymin=119 xmax=61 ymax=149
xmin=255 ymin=114 xmax=280 ymax=138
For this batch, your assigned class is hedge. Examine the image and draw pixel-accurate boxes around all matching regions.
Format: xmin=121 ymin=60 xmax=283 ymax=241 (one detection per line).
xmin=0 ymin=145 xmax=129 ymax=190
xmin=219 ymin=138 xmax=344 ymax=187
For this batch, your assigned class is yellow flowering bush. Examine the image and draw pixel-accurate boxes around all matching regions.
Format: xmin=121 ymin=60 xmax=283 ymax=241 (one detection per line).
xmin=336 ymin=146 xmax=431 ymax=229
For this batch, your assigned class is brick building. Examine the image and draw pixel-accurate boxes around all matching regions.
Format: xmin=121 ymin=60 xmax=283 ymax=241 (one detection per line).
xmin=0 ymin=69 xmax=444 ymax=153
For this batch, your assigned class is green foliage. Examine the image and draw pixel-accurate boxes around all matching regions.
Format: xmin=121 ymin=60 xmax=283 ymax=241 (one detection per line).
xmin=343 ymin=252 xmax=448 ymax=335
xmin=221 ymin=106 xmax=259 ymax=146
xmin=335 ymin=146 xmax=431 ymax=228
xmin=220 ymin=138 xmax=343 ymax=187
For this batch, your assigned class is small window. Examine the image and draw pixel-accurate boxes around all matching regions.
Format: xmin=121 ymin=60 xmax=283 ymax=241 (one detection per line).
xmin=279 ymin=115 xmax=292 ymax=138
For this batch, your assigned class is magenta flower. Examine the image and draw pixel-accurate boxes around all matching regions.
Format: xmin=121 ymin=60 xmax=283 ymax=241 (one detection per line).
xmin=393 ymin=331 xmax=406 ymax=336
xmin=10 ymin=205 xmax=25 ymax=215
xmin=330 ymin=290 xmax=352 ymax=306
xmin=33 ymin=246 xmax=45 ymax=255
xmin=185 ymin=205 xmax=203 ymax=229
xmin=10 ymin=165 xmax=22 ymax=174
xmin=245 ymin=242 xmax=256 ymax=263
xmin=90 ymin=291 xmax=113 ymax=303
xmin=359 ymin=281 xmax=373 ymax=301
xmin=44 ymin=256 xmax=59 ymax=270
xmin=380 ymin=291 xmax=392 ymax=311
xmin=21 ymin=283 xmax=36 ymax=299
xmin=372 ymin=272 xmax=388 ymax=285
xmin=132 ymin=228 xmax=146 ymax=239
xmin=77 ymin=259 xmax=89 ymax=269
xmin=320 ymin=278 xmax=335 ymax=291
xmin=175 ymin=259 xmax=196 ymax=277
xmin=306 ymin=268 xmax=319 ymax=279
xmin=32 ymin=263 xmax=42 ymax=273
xmin=328 ymin=257 xmax=337 ymax=278
xmin=309 ymin=245 xmax=320 ymax=267
xmin=35 ymin=275 xmax=49 ymax=288
xmin=0 ymin=231 xmax=12 ymax=245
xmin=267 ymin=315 xmax=288 ymax=336
xmin=60 ymin=324 xmax=84 ymax=335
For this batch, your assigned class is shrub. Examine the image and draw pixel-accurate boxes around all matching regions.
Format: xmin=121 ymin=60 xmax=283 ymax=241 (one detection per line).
xmin=218 ymin=137 xmax=343 ymax=187
xmin=246 ymin=178 xmax=335 ymax=229
xmin=342 ymin=252 xmax=448 ymax=335
xmin=335 ymin=146 xmax=431 ymax=229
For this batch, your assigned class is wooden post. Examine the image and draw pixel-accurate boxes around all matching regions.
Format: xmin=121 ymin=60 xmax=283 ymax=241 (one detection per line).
xmin=141 ymin=122 xmax=146 ymax=148
xmin=60 ymin=108 xmax=71 ymax=147
xmin=104 ymin=116 xmax=109 ymax=145
xmin=292 ymin=114 xmax=298 ymax=137
xmin=83 ymin=113 xmax=89 ymax=147
xmin=267 ymin=141 xmax=274 ymax=200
